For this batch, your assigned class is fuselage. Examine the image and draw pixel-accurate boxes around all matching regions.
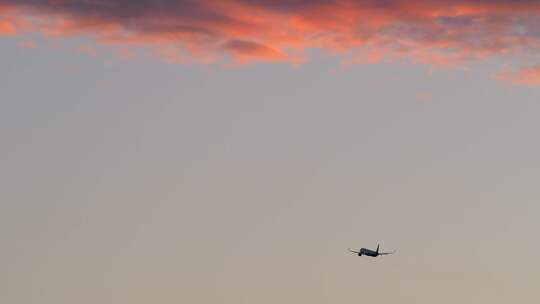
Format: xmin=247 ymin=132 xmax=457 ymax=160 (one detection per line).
xmin=358 ymin=248 xmax=378 ymax=257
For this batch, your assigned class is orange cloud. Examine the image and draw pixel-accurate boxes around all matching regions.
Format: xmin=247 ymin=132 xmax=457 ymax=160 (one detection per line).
xmin=1 ymin=0 xmax=540 ymax=81
xmin=0 ymin=19 xmax=14 ymax=35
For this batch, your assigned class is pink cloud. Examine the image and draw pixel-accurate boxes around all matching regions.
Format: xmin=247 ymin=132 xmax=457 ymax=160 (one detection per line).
xmin=416 ymin=91 xmax=434 ymax=102
xmin=222 ymin=39 xmax=289 ymax=63
xmin=495 ymin=64 xmax=540 ymax=85
xmin=115 ymin=47 xmax=137 ymax=59
xmin=1 ymin=1 xmax=540 ymax=82
xmin=17 ymin=38 xmax=35 ymax=48
xmin=75 ymin=44 xmax=98 ymax=56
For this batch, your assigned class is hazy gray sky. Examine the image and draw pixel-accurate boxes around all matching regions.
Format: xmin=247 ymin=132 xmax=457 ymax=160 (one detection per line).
xmin=2 ymin=4 xmax=540 ymax=302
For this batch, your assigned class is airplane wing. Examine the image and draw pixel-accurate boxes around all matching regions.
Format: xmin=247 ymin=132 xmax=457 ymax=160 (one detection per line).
xmin=378 ymin=250 xmax=396 ymax=255
xmin=348 ymin=248 xmax=360 ymax=254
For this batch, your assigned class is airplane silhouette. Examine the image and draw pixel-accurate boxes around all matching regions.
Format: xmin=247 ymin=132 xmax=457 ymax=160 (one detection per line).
xmin=348 ymin=244 xmax=396 ymax=257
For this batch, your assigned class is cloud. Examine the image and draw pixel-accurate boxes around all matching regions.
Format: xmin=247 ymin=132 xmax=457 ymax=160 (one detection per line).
xmin=2 ymin=0 xmax=540 ymax=80
xmin=495 ymin=64 xmax=540 ymax=85
xmin=222 ymin=39 xmax=288 ymax=63
xmin=0 ymin=19 xmax=14 ymax=35
xmin=416 ymin=91 xmax=434 ymax=102
xmin=17 ymin=38 xmax=35 ymax=48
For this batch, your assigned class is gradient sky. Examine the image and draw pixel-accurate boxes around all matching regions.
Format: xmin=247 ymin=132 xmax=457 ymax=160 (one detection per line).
xmin=2 ymin=1 xmax=540 ymax=304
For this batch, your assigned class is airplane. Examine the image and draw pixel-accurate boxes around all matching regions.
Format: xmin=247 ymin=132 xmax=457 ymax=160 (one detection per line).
xmin=348 ymin=244 xmax=396 ymax=257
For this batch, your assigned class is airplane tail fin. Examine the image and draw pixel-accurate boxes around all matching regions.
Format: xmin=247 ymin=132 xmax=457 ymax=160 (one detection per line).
xmin=376 ymin=244 xmax=379 ymax=254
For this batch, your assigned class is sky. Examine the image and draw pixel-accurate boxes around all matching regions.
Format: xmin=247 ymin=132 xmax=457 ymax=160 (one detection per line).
xmin=2 ymin=1 xmax=540 ymax=304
